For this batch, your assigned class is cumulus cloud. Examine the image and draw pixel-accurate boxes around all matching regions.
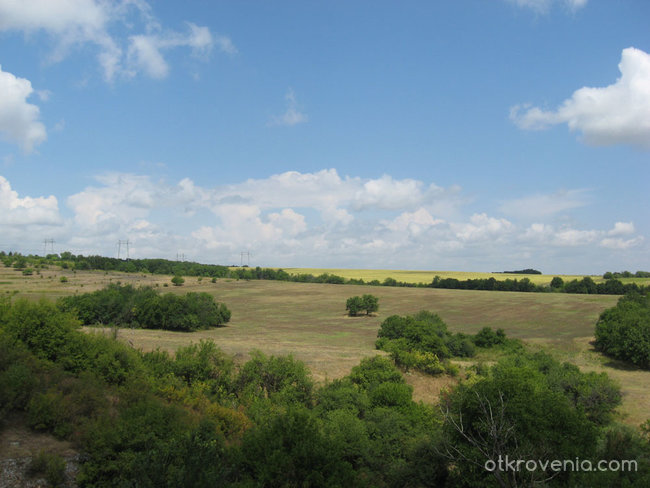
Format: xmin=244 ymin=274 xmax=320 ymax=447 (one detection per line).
xmin=608 ymin=221 xmax=635 ymax=236
xmin=0 ymin=66 xmax=47 ymax=152
xmin=383 ymin=208 xmax=444 ymax=235
xmin=452 ymin=213 xmax=514 ymax=242
xmin=0 ymin=175 xmax=61 ymax=226
xmin=498 ymin=189 xmax=590 ymax=219
xmin=269 ymin=89 xmax=308 ymax=127
xmin=511 ymin=47 xmax=650 ymax=148
xmin=0 ymin=0 xmax=232 ymax=81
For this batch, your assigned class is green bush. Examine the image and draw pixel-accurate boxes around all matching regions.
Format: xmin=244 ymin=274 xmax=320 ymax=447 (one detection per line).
xmin=595 ymin=292 xmax=650 ymax=368
xmin=29 ymin=450 xmax=66 ymax=487
xmin=58 ymin=284 xmax=231 ymax=332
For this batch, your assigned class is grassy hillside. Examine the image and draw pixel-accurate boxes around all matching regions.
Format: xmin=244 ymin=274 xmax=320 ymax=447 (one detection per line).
xmin=2 ymin=263 xmax=649 ymax=425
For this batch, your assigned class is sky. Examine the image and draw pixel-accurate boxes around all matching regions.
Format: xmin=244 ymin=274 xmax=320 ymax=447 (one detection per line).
xmin=0 ymin=0 xmax=648 ymax=274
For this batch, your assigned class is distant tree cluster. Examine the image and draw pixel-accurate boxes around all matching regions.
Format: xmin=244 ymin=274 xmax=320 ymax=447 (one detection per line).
xmin=502 ymin=268 xmax=542 ymax=274
xmin=604 ymin=270 xmax=650 ymax=279
xmin=595 ymin=292 xmax=650 ymax=369
xmin=58 ymin=283 xmax=231 ymax=331
xmin=345 ymin=294 xmax=379 ymax=316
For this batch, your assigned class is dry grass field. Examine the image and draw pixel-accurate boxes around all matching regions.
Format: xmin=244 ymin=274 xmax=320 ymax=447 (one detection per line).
xmin=2 ymin=264 xmax=649 ymax=426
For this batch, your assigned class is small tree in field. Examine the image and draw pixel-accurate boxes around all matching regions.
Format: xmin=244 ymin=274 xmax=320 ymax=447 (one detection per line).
xmin=361 ymin=294 xmax=379 ymax=315
xmin=346 ymin=296 xmax=363 ymax=316
xmin=171 ymin=275 xmax=185 ymax=286
xmin=346 ymin=294 xmax=379 ymax=316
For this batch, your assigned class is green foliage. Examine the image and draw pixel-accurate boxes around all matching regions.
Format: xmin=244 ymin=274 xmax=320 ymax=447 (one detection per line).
xmin=345 ymin=295 xmax=363 ymax=316
xmin=237 ymin=350 xmax=314 ymax=407
xmin=376 ymin=311 xmax=483 ymax=375
xmin=550 ymin=276 xmax=565 ymax=289
xmin=238 ymin=406 xmax=356 ymax=487
xmin=472 ymin=326 xmax=506 ymax=347
xmin=171 ymin=274 xmax=185 ymax=286
xmin=58 ymin=283 xmax=231 ymax=331
xmin=439 ymin=353 xmax=614 ymax=487
xmin=346 ymin=294 xmax=379 ymax=316
xmin=595 ymin=292 xmax=650 ymax=368
xmin=28 ymin=450 xmax=66 ymax=487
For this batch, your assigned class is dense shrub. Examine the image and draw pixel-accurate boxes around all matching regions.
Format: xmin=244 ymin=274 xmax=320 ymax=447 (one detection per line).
xmin=595 ymin=292 xmax=650 ymax=368
xmin=58 ymin=283 xmax=230 ymax=331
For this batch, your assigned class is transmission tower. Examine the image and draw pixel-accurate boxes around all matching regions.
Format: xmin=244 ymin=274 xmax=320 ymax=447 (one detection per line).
xmin=117 ymin=240 xmax=130 ymax=259
xmin=240 ymin=251 xmax=251 ymax=266
xmin=43 ymin=238 xmax=55 ymax=255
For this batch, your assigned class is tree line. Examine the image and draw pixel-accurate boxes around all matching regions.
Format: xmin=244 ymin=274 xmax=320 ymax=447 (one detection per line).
xmin=2 ymin=251 xmax=648 ymax=296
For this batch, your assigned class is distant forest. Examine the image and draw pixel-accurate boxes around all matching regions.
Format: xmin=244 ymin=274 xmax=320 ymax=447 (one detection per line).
xmin=1 ymin=251 xmax=648 ymax=296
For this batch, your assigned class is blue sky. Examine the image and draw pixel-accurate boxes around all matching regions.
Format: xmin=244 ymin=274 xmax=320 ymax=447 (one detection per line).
xmin=0 ymin=0 xmax=648 ymax=274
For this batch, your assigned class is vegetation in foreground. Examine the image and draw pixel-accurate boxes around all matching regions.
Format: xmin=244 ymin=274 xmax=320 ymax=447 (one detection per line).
xmin=1 ymin=296 xmax=650 ymax=487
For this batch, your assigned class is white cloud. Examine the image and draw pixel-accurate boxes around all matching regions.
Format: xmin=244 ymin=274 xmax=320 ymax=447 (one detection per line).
xmin=452 ymin=213 xmax=514 ymax=242
xmin=506 ymin=0 xmax=588 ymax=13
xmin=0 ymin=66 xmax=47 ymax=152
xmin=498 ymin=189 xmax=590 ymax=219
xmin=127 ymin=22 xmax=231 ymax=79
xmin=511 ymin=47 xmax=650 ymax=148
xmin=608 ymin=221 xmax=635 ymax=236
xmin=0 ymin=0 xmax=232 ymax=81
xmin=521 ymin=222 xmax=644 ymax=251
xmin=0 ymin=175 xmax=61 ymax=225
xmin=269 ymin=89 xmax=308 ymax=127
xmin=600 ymin=236 xmax=644 ymax=250
xmin=383 ymin=208 xmax=444 ymax=235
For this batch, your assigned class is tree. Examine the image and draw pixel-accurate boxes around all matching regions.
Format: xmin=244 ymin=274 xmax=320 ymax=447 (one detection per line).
xmin=346 ymin=296 xmax=364 ymax=316
xmin=171 ymin=275 xmax=185 ymax=286
xmin=361 ymin=294 xmax=379 ymax=315
xmin=550 ymin=276 xmax=564 ymax=290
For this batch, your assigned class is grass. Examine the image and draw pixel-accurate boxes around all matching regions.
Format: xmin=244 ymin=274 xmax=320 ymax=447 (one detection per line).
xmin=2 ymin=264 xmax=648 ymax=426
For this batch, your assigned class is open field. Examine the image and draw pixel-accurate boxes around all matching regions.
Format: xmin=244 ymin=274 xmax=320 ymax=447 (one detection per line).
xmin=2 ymin=265 xmax=649 ymax=426
xmin=280 ymin=267 xmax=650 ymax=286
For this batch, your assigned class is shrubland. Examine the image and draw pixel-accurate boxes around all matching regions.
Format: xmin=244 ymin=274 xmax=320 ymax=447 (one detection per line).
xmin=2 ymin=296 xmax=649 ymax=487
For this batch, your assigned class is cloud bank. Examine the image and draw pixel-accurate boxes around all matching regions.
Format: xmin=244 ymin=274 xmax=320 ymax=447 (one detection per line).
xmin=0 ymin=170 xmax=644 ymax=274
